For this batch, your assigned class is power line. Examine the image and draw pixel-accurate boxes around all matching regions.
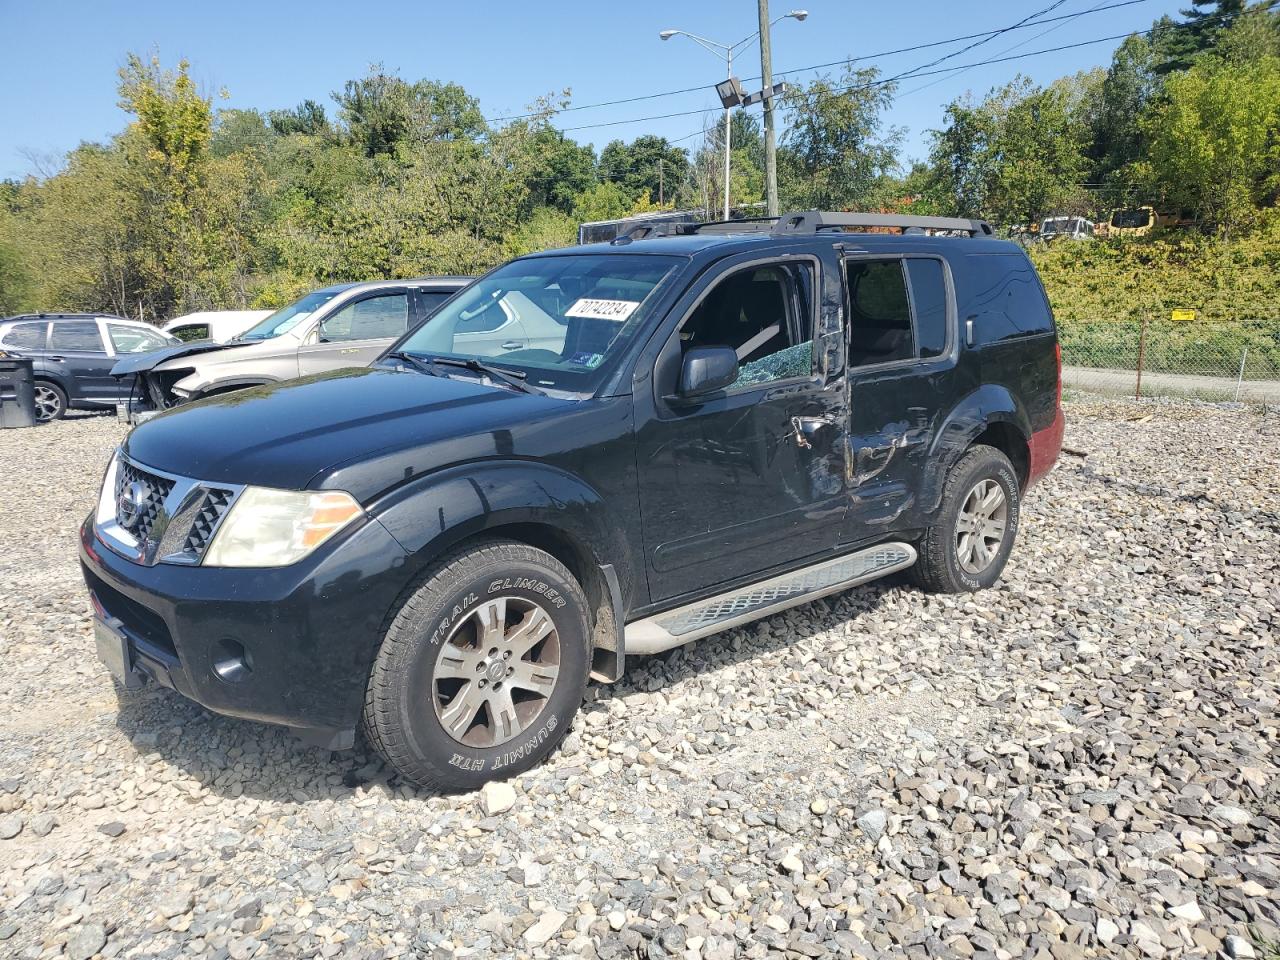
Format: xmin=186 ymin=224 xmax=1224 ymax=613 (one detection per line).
xmin=897 ymin=0 xmax=1109 ymax=98
xmin=555 ymin=29 xmax=1138 ymax=133
xmin=480 ymin=0 xmax=1150 ymax=126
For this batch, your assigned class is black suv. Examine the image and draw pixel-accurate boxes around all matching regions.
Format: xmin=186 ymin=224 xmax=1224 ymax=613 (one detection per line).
xmin=0 ymin=313 xmax=176 ymax=420
xmin=80 ymin=212 xmax=1065 ymax=790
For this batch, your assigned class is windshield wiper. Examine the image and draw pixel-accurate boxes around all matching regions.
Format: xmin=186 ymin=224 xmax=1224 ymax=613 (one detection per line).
xmin=427 ymin=357 xmax=545 ymax=396
xmin=386 ymin=350 xmax=446 ymax=377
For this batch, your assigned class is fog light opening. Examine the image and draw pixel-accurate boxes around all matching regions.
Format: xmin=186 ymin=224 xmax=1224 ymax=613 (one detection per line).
xmin=212 ymin=639 xmax=252 ymax=684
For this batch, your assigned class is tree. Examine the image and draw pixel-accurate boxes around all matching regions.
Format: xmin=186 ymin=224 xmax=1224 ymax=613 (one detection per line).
xmin=777 ymin=65 xmax=902 ymax=211
xmin=598 ymin=135 xmax=689 ymax=206
xmin=1136 ymin=53 xmax=1280 ymax=233
xmin=926 ymin=75 xmax=1094 ymax=225
xmin=212 ymin=109 xmax=274 ymax=157
xmin=334 ymin=66 xmax=415 ymax=156
xmin=268 ymin=100 xmax=329 ymax=137
xmin=1155 ymin=0 xmax=1250 ymax=72
xmin=1091 ymin=34 xmax=1162 ymax=183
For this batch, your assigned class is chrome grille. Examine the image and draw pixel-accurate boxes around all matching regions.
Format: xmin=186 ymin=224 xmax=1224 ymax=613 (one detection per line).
xmin=181 ymin=488 xmax=235 ymax=557
xmin=96 ymin=451 xmax=244 ymax=566
xmin=113 ymin=461 xmax=175 ymax=543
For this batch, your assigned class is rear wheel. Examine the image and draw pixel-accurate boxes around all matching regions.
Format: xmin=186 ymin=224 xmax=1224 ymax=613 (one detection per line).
xmin=33 ymin=381 xmax=67 ymax=422
xmin=911 ymin=445 xmax=1020 ymax=593
xmin=363 ymin=539 xmax=590 ymax=791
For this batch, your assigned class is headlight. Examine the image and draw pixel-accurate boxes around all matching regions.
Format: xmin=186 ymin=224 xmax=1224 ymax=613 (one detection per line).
xmin=203 ymin=487 xmax=364 ymax=568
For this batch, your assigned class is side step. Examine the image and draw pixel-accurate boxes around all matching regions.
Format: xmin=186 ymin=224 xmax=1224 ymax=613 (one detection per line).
xmin=625 ymin=542 xmax=917 ymax=655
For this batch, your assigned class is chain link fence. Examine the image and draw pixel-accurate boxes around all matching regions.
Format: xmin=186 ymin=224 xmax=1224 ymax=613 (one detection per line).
xmin=1058 ymin=308 xmax=1280 ymax=404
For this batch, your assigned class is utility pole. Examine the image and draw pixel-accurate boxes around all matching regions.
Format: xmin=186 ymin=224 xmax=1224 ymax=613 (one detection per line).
xmin=658 ymin=158 xmax=664 ymax=206
xmin=758 ymin=0 xmax=779 ymax=217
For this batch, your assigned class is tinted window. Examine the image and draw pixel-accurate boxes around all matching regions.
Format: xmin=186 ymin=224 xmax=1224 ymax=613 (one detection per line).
xmin=966 ymin=255 xmax=1054 ymax=345
xmin=417 ymin=291 xmax=453 ymax=316
xmin=320 ymin=293 xmax=409 ymax=342
xmin=680 ymin=263 xmax=814 ymax=388
xmin=1 ymin=322 xmax=47 ymax=350
xmin=846 ymin=260 xmax=913 ymax=367
xmin=48 ymin=321 xmax=105 ymax=352
xmin=906 ymin=259 xmax=948 ymax=358
xmin=108 ymin=324 xmax=172 ymax=354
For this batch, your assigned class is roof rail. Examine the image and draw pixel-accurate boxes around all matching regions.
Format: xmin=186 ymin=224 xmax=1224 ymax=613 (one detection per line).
xmin=772 ymin=211 xmax=993 ymax=237
xmin=616 ymin=217 xmax=777 ymax=242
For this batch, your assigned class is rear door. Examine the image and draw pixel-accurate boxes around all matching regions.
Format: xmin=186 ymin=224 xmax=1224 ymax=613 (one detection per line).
xmin=46 ymin=320 xmax=116 ymax=405
xmin=840 ymin=254 xmax=958 ymax=543
xmin=297 ymin=288 xmax=412 ymax=375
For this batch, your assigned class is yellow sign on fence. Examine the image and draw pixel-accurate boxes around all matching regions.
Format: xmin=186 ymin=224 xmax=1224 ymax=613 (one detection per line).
xmin=1170 ymin=308 xmax=1197 ymax=322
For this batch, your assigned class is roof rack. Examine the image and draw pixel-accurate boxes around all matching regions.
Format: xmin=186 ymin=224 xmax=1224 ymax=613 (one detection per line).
xmin=616 ymin=210 xmax=993 ymax=243
xmin=772 ymin=211 xmax=993 ymax=236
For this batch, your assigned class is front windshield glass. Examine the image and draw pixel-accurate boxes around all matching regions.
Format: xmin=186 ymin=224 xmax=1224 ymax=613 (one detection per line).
xmin=238 ymin=289 xmax=343 ymax=340
xmin=393 ymin=254 xmax=681 ymax=392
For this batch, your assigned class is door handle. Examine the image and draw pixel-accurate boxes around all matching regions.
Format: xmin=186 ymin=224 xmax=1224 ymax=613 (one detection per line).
xmin=790 ymin=415 xmax=837 ymax=450
xmin=500 ymin=341 xmax=523 ymax=350
xmin=47 ymin=356 xmax=66 ymax=362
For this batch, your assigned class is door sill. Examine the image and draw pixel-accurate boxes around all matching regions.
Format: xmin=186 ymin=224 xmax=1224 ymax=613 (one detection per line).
xmin=625 ymin=542 xmax=917 ymax=655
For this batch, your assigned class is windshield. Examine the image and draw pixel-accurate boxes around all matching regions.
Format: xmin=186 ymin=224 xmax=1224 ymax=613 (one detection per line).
xmin=392 ymin=253 xmax=681 ymax=392
xmin=238 ymin=290 xmax=344 ymax=341
xmin=1111 ymin=208 xmax=1152 ymax=229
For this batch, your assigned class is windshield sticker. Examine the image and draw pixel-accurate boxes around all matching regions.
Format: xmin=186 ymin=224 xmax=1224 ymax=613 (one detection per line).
xmin=564 ymin=298 xmax=640 ymax=322
xmin=567 ymin=352 xmax=604 ymax=368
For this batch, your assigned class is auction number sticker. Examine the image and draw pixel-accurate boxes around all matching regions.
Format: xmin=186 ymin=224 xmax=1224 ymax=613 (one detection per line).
xmin=564 ymin=298 xmax=640 ymax=322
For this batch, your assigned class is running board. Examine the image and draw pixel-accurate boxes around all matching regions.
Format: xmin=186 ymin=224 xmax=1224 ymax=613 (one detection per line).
xmin=625 ymin=542 xmax=917 ymax=655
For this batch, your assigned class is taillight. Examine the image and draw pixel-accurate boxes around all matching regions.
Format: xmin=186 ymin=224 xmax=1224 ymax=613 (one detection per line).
xmin=1054 ymin=340 xmax=1062 ymax=406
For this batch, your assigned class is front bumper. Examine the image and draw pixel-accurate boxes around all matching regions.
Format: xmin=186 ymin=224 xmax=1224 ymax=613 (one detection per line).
xmin=79 ymin=512 xmax=415 ymax=749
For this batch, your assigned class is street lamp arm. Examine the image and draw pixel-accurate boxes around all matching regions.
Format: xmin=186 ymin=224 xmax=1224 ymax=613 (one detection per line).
xmin=660 ymin=29 xmax=731 ymax=61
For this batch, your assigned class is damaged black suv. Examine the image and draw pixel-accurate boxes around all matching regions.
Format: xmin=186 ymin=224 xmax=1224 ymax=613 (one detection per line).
xmin=80 ymin=212 xmax=1064 ymax=791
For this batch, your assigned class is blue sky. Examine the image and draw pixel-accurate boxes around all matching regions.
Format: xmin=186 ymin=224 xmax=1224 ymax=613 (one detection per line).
xmin=1 ymin=0 xmax=1187 ymax=181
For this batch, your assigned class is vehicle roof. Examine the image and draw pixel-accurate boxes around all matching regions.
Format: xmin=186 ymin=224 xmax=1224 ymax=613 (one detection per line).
xmin=1 ymin=312 xmax=132 ymax=323
xmin=526 ymin=231 xmax=1023 ymax=260
xmin=316 ymin=276 xmax=472 ymax=295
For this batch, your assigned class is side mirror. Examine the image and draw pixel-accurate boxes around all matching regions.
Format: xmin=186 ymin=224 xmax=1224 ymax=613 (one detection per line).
xmin=677 ymin=346 xmax=739 ymax=399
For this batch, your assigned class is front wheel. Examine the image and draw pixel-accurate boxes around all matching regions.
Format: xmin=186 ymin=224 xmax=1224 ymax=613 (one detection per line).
xmin=363 ymin=539 xmax=591 ymax=791
xmin=911 ymin=445 xmax=1021 ymax=593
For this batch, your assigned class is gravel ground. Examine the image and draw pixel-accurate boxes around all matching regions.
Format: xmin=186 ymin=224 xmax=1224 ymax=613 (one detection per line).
xmin=0 ymin=397 xmax=1276 ymax=960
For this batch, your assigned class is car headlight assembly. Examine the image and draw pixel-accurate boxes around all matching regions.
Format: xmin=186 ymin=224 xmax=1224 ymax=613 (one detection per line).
xmin=202 ymin=487 xmax=364 ymax=568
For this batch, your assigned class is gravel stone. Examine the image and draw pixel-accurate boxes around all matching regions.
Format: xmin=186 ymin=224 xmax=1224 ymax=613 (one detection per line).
xmin=0 ymin=398 xmax=1277 ymax=959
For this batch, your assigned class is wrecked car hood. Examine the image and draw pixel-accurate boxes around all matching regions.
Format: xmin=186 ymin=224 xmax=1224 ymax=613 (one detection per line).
xmin=109 ymin=340 xmax=257 ymax=377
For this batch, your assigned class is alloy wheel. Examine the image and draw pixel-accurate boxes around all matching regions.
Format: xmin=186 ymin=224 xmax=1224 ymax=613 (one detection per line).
xmin=33 ymin=384 xmax=62 ymax=422
xmin=432 ymin=597 xmax=561 ymax=748
xmin=955 ymin=478 xmax=1008 ymax=574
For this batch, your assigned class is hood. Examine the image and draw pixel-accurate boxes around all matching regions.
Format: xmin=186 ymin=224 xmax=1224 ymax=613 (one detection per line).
xmin=122 ymin=367 xmax=563 ymax=496
xmin=110 ymin=339 xmax=256 ymax=376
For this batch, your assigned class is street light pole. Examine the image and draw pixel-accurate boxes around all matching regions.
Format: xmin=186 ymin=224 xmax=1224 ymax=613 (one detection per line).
xmin=758 ymin=0 xmax=779 ymax=217
xmin=723 ymin=47 xmax=733 ymax=220
xmin=659 ymin=11 xmax=805 ymax=222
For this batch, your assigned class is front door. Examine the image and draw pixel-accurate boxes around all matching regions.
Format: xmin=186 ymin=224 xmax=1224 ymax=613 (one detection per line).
xmin=297 ymin=289 xmax=412 ymax=376
xmin=634 ymin=255 xmax=848 ymax=602
xmin=840 ymin=255 xmax=957 ymax=543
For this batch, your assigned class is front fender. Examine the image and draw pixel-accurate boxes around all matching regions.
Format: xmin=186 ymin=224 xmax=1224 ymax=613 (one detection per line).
xmin=921 ymin=384 xmax=1031 ymax=514
xmin=369 ymin=460 xmax=639 ymax=612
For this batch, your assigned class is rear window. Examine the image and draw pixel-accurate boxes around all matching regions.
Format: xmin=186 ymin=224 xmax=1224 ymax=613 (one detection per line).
xmin=1 ymin=322 xmax=47 ymax=350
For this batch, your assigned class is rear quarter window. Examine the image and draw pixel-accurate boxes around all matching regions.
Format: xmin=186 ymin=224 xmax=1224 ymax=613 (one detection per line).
xmin=964 ymin=253 xmax=1054 ymax=346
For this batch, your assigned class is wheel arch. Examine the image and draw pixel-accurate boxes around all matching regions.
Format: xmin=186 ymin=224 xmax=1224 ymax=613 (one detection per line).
xmin=369 ymin=460 xmax=637 ymax=681
xmin=922 ymin=384 xmax=1032 ymax=513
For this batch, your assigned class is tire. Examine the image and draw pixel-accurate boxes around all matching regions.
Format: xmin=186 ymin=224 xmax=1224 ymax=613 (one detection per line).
xmin=33 ymin=381 xmax=67 ymax=422
xmin=911 ymin=445 xmax=1021 ymax=594
xmin=363 ymin=539 xmax=591 ymax=791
